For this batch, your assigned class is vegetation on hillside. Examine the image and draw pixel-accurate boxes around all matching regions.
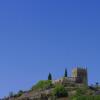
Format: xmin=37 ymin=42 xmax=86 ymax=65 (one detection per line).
xmin=2 ymin=71 xmax=100 ymax=100
xmin=72 ymin=96 xmax=100 ymax=100
xmin=32 ymin=80 xmax=52 ymax=90
xmin=52 ymin=84 xmax=68 ymax=98
xmin=71 ymin=85 xmax=100 ymax=100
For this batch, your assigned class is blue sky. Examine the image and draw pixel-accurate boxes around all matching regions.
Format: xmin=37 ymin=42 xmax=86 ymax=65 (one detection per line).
xmin=0 ymin=0 xmax=100 ymax=97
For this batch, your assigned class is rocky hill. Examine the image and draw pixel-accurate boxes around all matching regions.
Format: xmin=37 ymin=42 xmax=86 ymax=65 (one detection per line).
xmin=2 ymin=79 xmax=100 ymax=100
xmin=1 ymin=68 xmax=100 ymax=100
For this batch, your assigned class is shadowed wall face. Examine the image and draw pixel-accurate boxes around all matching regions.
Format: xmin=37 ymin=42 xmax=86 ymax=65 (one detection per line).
xmin=72 ymin=68 xmax=88 ymax=85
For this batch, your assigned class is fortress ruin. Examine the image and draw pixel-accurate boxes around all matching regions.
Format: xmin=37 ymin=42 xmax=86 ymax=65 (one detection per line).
xmin=52 ymin=67 xmax=88 ymax=86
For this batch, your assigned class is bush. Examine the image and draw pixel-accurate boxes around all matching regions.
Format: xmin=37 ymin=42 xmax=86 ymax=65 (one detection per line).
xmin=74 ymin=87 xmax=87 ymax=97
xmin=53 ymin=84 xmax=68 ymax=98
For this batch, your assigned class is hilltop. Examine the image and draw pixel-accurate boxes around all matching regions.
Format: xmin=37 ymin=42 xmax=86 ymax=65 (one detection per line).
xmin=2 ymin=68 xmax=100 ymax=100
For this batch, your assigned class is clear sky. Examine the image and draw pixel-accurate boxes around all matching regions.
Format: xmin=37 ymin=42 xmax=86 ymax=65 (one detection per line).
xmin=0 ymin=0 xmax=100 ymax=97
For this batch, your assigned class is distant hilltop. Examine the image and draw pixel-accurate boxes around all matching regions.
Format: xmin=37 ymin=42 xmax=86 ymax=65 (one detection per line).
xmin=3 ymin=67 xmax=91 ymax=100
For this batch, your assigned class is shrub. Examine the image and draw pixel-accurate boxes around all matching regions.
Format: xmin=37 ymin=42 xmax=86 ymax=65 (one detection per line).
xmin=52 ymin=84 xmax=68 ymax=98
xmin=75 ymin=87 xmax=87 ymax=97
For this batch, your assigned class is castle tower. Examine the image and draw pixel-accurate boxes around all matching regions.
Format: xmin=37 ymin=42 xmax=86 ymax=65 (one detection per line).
xmin=72 ymin=67 xmax=88 ymax=85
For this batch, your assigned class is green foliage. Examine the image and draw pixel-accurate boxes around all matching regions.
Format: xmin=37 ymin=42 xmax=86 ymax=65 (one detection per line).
xmin=71 ymin=87 xmax=87 ymax=100
xmin=64 ymin=68 xmax=67 ymax=77
xmin=72 ymin=96 xmax=100 ymax=100
xmin=76 ymin=88 xmax=86 ymax=96
xmin=48 ymin=73 xmax=52 ymax=80
xmin=71 ymin=86 xmax=100 ymax=100
xmin=74 ymin=86 xmax=88 ymax=97
xmin=32 ymin=80 xmax=52 ymax=90
xmin=52 ymin=84 xmax=68 ymax=98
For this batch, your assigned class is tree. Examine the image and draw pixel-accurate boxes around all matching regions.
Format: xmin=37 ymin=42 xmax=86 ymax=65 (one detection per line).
xmin=64 ymin=68 xmax=67 ymax=77
xmin=48 ymin=73 xmax=52 ymax=80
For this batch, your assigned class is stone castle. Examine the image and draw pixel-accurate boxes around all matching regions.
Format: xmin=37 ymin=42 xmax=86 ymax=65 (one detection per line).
xmin=52 ymin=67 xmax=88 ymax=86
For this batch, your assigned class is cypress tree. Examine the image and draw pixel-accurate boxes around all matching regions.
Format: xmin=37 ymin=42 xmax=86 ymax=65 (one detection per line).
xmin=64 ymin=69 xmax=67 ymax=77
xmin=48 ymin=73 xmax=52 ymax=80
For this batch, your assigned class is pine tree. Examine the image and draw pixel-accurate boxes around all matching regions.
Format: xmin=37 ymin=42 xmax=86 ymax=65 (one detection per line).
xmin=48 ymin=73 xmax=52 ymax=80
xmin=64 ymin=69 xmax=67 ymax=77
